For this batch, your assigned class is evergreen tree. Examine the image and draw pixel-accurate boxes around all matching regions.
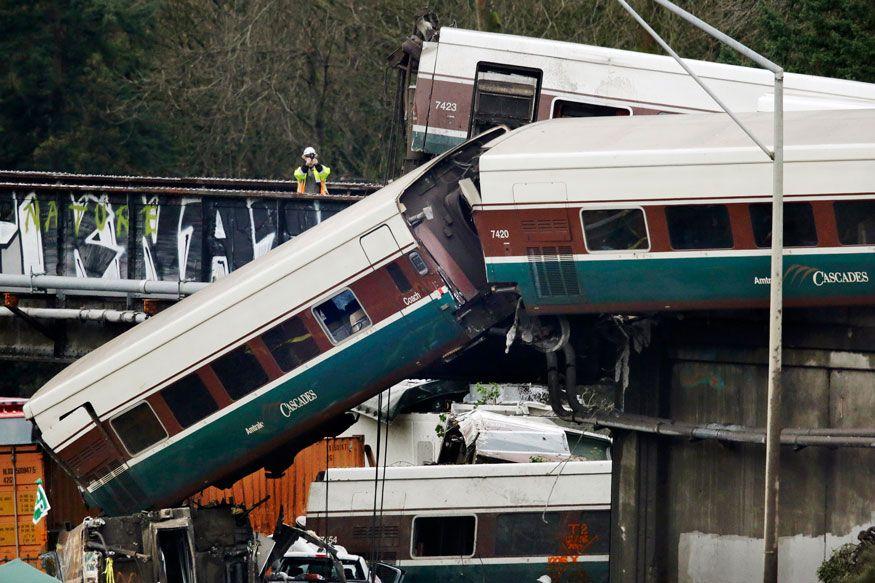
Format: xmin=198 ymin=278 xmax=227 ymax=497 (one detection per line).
xmin=0 ymin=0 xmax=176 ymax=174
xmin=761 ymin=0 xmax=875 ymax=82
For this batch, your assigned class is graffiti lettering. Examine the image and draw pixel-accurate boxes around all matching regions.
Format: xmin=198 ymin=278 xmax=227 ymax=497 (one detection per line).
xmin=0 ymin=190 xmax=352 ymax=286
xmin=546 ymin=522 xmax=600 ymax=581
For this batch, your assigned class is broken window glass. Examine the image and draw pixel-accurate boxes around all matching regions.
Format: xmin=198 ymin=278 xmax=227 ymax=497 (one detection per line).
xmin=470 ymin=64 xmax=541 ymax=135
xmin=161 ymin=374 xmax=219 ymax=429
xmin=261 ymin=316 xmax=321 ymax=372
xmin=211 ymin=344 xmax=269 ymax=400
xmin=834 ymin=200 xmax=875 ymax=245
xmin=750 ymin=202 xmax=818 ymax=247
xmin=110 ymin=402 xmax=167 ymax=455
xmin=582 ymin=208 xmax=649 ymax=251
xmin=666 ymin=204 xmax=733 ymax=249
xmin=312 ymin=289 xmax=371 ymax=344
xmin=411 ymin=515 xmax=476 ymax=557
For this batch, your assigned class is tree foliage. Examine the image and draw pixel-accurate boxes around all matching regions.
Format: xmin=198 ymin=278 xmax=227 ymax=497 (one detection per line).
xmin=0 ymin=0 xmax=176 ymax=174
xmin=0 ymin=0 xmax=872 ymax=180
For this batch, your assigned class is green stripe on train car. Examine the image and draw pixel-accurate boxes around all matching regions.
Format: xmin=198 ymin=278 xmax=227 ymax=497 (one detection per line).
xmin=412 ymin=130 xmax=465 ymax=155
xmin=487 ymin=253 xmax=875 ymax=309
xmin=399 ymin=560 xmax=609 ymax=582
xmin=87 ymin=295 xmax=463 ymax=514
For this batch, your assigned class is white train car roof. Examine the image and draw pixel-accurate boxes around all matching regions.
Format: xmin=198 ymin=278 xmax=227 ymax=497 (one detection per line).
xmin=24 ymin=170 xmax=422 ymax=424
xmin=309 ymin=461 xmax=612 ymax=515
xmin=477 ymin=109 xmax=875 ymax=205
xmin=430 ymin=27 xmax=875 ymax=111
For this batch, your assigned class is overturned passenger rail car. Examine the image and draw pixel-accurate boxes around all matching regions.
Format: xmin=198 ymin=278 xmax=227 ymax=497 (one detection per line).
xmin=24 ymin=128 xmax=514 ymax=515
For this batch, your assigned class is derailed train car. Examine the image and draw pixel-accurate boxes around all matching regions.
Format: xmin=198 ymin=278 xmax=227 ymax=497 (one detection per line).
xmin=406 ymin=24 xmax=875 ymax=156
xmin=474 ymin=110 xmax=875 ymax=314
xmin=24 ymin=128 xmax=516 ymax=515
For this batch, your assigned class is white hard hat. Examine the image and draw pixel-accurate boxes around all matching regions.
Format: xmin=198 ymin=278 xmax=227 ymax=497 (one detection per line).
xmin=302 ymin=146 xmax=317 ymax=156
xmin=536 ymin=577 xmax=552 ymax=583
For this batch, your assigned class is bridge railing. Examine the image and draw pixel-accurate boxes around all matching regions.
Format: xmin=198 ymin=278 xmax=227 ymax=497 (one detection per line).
xmin=0 ymin=171 xmax=379 ymax=296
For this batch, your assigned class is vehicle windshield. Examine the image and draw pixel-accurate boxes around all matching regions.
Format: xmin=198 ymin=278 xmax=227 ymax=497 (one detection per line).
xmin=277 ymin=557 xmax=366 ymax=581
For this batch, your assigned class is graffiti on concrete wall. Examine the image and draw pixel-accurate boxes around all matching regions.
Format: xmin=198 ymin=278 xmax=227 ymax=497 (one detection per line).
xmin=0 ymin=190 xmax=353 ymax=286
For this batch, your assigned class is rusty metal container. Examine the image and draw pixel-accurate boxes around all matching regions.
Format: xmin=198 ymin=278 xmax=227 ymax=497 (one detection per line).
xmin=0 ymin=444 xmax=47 ymax=567
xmin=190 ymin=436 xmax=365 ymax=534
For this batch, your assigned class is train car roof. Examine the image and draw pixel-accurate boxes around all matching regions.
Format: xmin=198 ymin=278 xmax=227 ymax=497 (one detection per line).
xmin=437 ymin=27 xmax=875 ymax=104
xmin=319 ymin=460 xmax=612 ymax=482
xmin=24 ymin=173 xmax=418 ymax=419
xmin=479 ymin=109 xmax=875 ymax=173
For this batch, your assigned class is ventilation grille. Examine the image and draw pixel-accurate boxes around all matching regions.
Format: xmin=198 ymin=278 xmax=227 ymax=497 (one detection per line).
xmin=63 ymin=433 xmax=118 ymax=479
xmin=353 ymin=524 xmax=400 ymax=540
xmin=527 ymin=246 xmax=580 ymax=297
xmin=520 ymin=218 xmax=571 ymax=242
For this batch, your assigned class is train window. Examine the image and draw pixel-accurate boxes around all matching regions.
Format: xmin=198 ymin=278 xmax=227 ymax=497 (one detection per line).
xmin=411 ymin=515 xmax=476 ymax=557
xmin=212 ymin=344 xmax=269 ymax=400
xmin=494 ymin=511 xmax=610 ymax=557
xmin=666 ymin=204 xmax=733 ymax=249
xmin=552 ymin=99 xmax=630 ymax=118
xmin=161 ymin=374 xmax=219 ymax=429
xmin=835 ymin=200 xmax=875 ymax=245
xmin=750 ymin=203 xmax=818 ymax=247
xmin=312 ymin=289 xmax=372 ymax=344
xmin=110 ymin=402 xmax=167 ymax=456
xmin=581 ymin=208 xmax=649 ymax=252
xmin=470 ymin=63 xmax=541 ymax=136
xmin=387 ymin=262 xmax=412 ymax=293
xmin=408 ymin=251 xmax=429 ymax=275
xmin=262 ymin=316 xmax=320 ymax=372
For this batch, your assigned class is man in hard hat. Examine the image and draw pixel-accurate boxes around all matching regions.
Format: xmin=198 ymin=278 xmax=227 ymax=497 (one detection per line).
xmin=294 ymin=146 xmax=331 ymax=194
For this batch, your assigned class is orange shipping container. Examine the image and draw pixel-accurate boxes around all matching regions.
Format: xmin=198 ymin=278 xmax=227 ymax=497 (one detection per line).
xmin=0 ymin=445 xmax=48 ymax=567
xmin=190 ymin=436 xmax=365 ymax=534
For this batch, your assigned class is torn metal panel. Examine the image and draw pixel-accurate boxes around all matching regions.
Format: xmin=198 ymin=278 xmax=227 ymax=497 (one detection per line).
xmin=43 ymin=504 xmax=257 ymax=582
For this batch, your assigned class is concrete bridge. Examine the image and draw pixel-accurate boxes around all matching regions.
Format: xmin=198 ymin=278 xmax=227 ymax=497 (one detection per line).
xmin=0 ymin=170 xmax=376 ymax=362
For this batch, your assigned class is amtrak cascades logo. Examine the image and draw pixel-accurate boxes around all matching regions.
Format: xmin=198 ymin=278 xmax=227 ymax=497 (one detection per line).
xmin=279 ymin=389 xmax=318 ymax=417
xmin=753 ymin=265 xmax=870 ymax=287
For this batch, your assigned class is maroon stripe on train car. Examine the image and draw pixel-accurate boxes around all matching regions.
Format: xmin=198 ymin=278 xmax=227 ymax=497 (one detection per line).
xmin=643 ymin=205 xmax=671 ymax=253
xmin=147 ymin=394 xmax=183 ymax=436
xmin=248 ymin=337 xmax=284 ymax=380
xmin=476 ymin=195 xmax=875 ymax=262
xmin=415 ymin=75 xmax=716 ymax=137
xmin=197 ymin=366 xmax=233 ymax=409
xmin=727 ymin=203 xmax=755 ymax=250
xmin=349 ymin=267 xmax=407 ymax=324
xmin=415 ymin=77 xmax=473 ymax=136
xmin=57 ymin=427 xmax=115 ymax=479
xmin=812 ymin=201 xmax=840 ymax=247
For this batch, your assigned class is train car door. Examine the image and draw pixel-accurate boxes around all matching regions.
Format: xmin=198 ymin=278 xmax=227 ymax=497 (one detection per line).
xmin=360 ymin=225 xmax=400 ymax=267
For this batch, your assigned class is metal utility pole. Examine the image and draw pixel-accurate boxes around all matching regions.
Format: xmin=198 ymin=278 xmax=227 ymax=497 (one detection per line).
xmin=613 ymin=1 xmax=784 ymax=580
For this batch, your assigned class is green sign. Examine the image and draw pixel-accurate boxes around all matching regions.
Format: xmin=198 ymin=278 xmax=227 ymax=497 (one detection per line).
xmin=32 ymin=478 xmax=50 ymax=525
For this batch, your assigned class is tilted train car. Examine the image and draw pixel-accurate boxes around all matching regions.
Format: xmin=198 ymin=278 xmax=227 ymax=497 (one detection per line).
xmin=410 ymin=27 xmax=875 ymax=155
xmin=23 ymin=128 xmax=514 ymax=515
xmin=473 ymin=109 xmax=875 ymax=314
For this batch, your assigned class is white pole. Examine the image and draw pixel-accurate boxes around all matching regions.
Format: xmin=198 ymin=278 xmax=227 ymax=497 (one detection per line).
xmin=763 ymin=72 xmax=784 ymax=583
